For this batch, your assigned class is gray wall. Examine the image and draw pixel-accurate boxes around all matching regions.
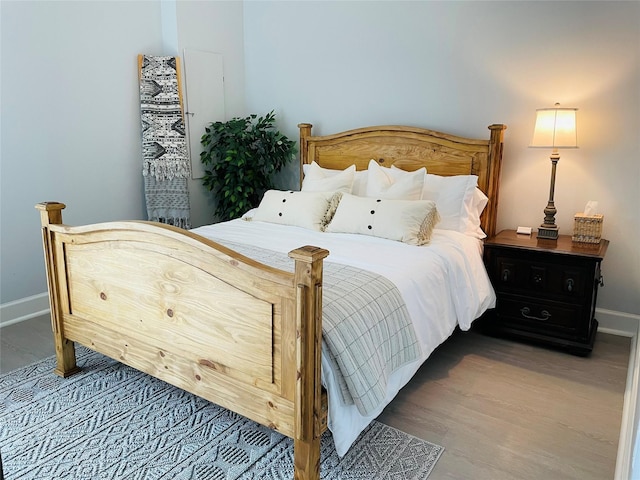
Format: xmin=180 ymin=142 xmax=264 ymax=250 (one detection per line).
xmin=243 ymin=1 xmax=640 ymax=317
xmin=175 ymin=1 xmax=246 ymax=228
xmin=1 ymin=1 xmax=159 ymax=304
xmin=0 ymin=1 xmax=244 ymax=306
xmin=1 ymin=1 xmax=639 ymax=317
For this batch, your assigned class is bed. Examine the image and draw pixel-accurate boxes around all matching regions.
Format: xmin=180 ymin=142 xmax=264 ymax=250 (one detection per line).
xmin=36 ymin=122 xmax=506 ymax=480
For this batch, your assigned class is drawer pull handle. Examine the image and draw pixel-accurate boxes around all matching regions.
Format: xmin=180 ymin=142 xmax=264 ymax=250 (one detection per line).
xmin=502 ymin=269 xmax=511 ymax=282
xmin=566 ymin=278 xmax=574 ymax=293
xmin=520 ymin=307 xmax=551 ymax=321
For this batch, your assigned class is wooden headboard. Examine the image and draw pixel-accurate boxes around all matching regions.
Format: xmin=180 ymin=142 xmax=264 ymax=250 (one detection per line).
xmin=298 ymin=123 xmax=507 ymax=239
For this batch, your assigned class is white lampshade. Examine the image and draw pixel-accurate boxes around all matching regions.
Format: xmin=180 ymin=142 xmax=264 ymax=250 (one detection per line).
xmin=530 ymin=105 xmax=578 ymax=148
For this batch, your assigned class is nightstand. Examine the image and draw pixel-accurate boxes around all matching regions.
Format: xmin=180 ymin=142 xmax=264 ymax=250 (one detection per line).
xmin=480 ymin=229 xmax=608 ymax=355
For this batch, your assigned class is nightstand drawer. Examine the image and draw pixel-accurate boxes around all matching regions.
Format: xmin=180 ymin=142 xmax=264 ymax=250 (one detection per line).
xmin=496 ymin=294 xmax=587 ymax=338
xmin=494 ymin=255 xmax=589 ymax=302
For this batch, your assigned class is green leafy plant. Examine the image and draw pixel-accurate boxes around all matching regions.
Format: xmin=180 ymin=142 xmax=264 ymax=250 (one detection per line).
xmin=200 ymin=111 xmax=296 ymax=221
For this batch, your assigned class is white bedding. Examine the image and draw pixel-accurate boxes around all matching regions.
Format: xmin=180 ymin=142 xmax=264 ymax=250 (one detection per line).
xmin=192 ymin=219 xmax=495 ymax=456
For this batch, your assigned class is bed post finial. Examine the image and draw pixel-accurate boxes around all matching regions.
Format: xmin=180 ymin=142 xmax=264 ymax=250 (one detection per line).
xmin=35 ymin=201 xmax=80 ymax=378
xmin=35 ymin=201 xmax=66 ymax=227
xmin=289 ymin=244 xmax=329 ymax=480
xmin=298 ymin=123 xmax=313 ymax=189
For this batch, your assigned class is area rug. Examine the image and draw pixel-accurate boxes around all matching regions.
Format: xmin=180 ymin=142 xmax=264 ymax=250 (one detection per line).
xmin=0 ymin=347 xmax=443 ymax=479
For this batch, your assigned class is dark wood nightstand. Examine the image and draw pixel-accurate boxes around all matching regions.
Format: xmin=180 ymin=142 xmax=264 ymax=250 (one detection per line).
xmin=479 ymin=229 xmax=608 ymax=355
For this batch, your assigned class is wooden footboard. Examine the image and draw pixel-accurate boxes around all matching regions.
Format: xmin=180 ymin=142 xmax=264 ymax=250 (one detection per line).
xmin=36 ymin=202 xmax=328 ymax=480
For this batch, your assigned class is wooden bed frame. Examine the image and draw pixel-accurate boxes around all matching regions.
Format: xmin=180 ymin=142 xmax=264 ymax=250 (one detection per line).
xmin=36 ymin=122 xmax=505 ymax=480
xmin=299 ymin=123 xmax=506 ymax=239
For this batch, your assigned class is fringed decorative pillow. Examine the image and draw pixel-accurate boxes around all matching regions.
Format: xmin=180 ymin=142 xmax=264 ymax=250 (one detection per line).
xmin=252 ymin=190 xmax=341 ymax=231
xmin=325 ymin=193 xmax=440 ymax=245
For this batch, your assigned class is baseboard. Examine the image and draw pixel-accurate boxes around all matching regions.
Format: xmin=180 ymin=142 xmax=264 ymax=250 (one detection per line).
xmin=0 ymin=292 xmax=50 ymax=328
xmin=598 ymin=308 xmax=640 ymax=480
xmin=616 ymin=330 xmax=640 ymax=480
xmin=597 ymin=308 xmax=640 ymax=337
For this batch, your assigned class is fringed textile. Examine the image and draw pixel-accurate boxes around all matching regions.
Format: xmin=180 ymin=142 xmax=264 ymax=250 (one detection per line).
xmin=138 ymin=54 xmax=191 ymax=228
xmin=143 ymin=174 xmax=191 ymax=229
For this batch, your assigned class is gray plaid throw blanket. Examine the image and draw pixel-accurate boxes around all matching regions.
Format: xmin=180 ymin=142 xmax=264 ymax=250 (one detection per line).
xmin=215 ymin=240 xmax=421 ymax=416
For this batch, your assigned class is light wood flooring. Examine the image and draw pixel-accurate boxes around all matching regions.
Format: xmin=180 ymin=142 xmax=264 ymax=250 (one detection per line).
xmin=1 ymin=315 xmax=631 ymax=480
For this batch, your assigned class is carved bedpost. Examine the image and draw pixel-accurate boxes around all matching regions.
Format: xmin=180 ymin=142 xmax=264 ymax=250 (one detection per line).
xmin=485 ymin=124 xmax=507 ymax=239
xmin=35 ymin=202 xmax=80 ymax=378
xmin=289 ymin=244 xmax=329 ymax=480
xmin=298 ymin=123 xmax=312 ymax=189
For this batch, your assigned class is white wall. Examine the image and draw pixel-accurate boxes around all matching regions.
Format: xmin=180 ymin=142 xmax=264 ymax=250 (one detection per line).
xmin=2 ymin=0 xmax=639 ymax=382
xmin=243 ymin=1 xmax=640 ymax=317
xmin=175 ymin=1 xmax=245 ymax=228
xmin=0 ymin=1 xmax=161 ymax=304
xmin=5 ymin=1 xmax=636 ymax=317
xmin=0 ymin=1 xmax=245 ymax=306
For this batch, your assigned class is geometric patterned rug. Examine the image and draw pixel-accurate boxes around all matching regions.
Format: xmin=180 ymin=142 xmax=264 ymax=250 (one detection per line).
xmin=0 ymin=346 xmax=443 ymax=479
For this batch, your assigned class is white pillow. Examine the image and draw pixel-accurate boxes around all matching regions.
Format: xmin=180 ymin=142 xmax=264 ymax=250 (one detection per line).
xmin=469 ymin=188 xmax=489 ymax=238
xmin=302 ymin=161 xmax=355 ymax=193
xmin=365 ymin=159 xmax=425 ymax=200
xmin=351 ymin=170 xmax=368 ymax=196
xmin=325 ymin=193 xmax=440 ymax=245
xmin=252 ymin=190 xmax=339 ymax=231
xmin=421 ymin=174 xmax=487 ymax=238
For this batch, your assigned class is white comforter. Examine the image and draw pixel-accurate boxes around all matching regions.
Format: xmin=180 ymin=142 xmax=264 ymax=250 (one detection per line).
xmin=192 ymin=219 xmax=495 ymax=456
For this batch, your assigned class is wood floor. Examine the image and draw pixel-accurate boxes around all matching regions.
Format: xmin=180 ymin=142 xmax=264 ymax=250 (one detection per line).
xmin=1 ymin=315 xmax=631 ymax=479
xmin=378 ymin=327 xmax=630 ymax=480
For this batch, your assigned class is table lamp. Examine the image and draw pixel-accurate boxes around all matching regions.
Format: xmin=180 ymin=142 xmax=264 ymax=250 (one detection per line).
xmin=530 ymin=103 xmax=578 ymax=241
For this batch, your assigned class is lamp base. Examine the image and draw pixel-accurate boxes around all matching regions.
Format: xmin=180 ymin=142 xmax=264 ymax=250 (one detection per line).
xmin=537 ymin=225 xmax=559 ymax=240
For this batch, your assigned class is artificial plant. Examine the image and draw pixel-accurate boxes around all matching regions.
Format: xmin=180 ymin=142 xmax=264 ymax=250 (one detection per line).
xmin=200 ymin=111 xmax=296 ymax=221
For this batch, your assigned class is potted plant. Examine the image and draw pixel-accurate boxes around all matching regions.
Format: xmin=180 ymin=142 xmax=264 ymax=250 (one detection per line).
xmin=200 ymin=111 xmax=296 ymax=221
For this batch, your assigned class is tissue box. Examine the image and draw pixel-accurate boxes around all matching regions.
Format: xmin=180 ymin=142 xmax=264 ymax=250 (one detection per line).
xmin=572 ymin=213 xmax=604 ymax=244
